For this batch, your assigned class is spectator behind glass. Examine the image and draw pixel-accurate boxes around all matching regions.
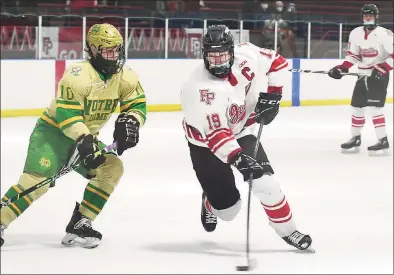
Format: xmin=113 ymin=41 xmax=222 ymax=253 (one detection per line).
xmin=283 ymin=2 xmax=298 ymax=57
xmin=156 ymin=0 xmax=167 ymax=14
xmin=270 ymin=1 xmax=298 ymax=57
xmin=262 ymin=13 xmax=288 ymax=54
xmin=260 ymin=2 xmax=270 ymax=14
xmin=274 ymin=1 xmax=284 ymax=14
xmin=199 ymin=0 xmax=207 ymax=9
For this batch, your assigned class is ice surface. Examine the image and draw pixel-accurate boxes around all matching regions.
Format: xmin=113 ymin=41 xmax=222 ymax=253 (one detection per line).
xmin=1 ymin=105 xmax=393 ymax=274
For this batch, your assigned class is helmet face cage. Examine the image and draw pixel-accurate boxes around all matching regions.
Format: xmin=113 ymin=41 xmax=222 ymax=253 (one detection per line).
xmin=361 ymin=4 xmax=379 ymax=30
xmin=88 ymin=43 xmax=125 ymax=75
xmin=202 ymin=25 xmax=235 ymax=78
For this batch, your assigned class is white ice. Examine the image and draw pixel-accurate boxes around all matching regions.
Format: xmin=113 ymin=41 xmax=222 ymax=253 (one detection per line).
xmin=1 ymin=105 xmax=393 ymax=274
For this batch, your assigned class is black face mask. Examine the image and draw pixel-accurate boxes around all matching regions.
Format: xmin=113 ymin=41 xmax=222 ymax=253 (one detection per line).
xmin=88 ymin=44 xmax=126 ymax=76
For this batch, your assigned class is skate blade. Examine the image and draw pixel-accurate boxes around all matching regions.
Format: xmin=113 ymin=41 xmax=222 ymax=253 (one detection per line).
xmin=368 ymin=149 xmax=390 ymax=157
xmin=294 ymin=246 xmax=315 ymax=254
xmin=306 ymin=246 xmax=315 ymax=253
xmin=61 ymin=233 xmax=100 ymax=249
xmin=341 ymin=147 xmax=360 ymax=154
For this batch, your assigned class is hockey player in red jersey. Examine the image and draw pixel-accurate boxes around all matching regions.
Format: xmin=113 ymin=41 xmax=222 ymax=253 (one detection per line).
xmin=180 ymin=25 xmax=312 ymax=250
xmin=328 ymin=4 xmax=393 ymax=156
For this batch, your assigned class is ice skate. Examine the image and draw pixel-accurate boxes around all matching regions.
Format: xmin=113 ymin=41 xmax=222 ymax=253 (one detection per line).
xmin=341 ymin=135 xmax=361 ymax=153
xmin=61 ymin=202 xmax=102 ymax=249
xmin=283 ymin=230 xmax=313 ymax=252
xmin=368 ymin=136 xmax=390 ymax=156
xmin=201 ymin=193 xmax=217 ymax=232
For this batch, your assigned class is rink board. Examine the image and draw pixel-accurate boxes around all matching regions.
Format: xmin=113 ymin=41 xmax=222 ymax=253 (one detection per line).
xmin=1 ymin=58 xmax=393 ymax=117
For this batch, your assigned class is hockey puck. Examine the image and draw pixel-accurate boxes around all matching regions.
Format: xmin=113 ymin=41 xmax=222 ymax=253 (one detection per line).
xmin=236 ymin=265 xmax=250 ymax=271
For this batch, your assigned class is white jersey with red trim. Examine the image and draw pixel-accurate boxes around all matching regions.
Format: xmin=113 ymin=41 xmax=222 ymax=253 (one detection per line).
xmin=180 ymin=42 xmax=288 ymax=163
xmin=345 ymin=26 xmax=393 ymax=75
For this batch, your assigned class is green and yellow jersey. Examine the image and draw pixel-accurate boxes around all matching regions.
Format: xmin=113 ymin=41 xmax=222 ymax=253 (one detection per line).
xmin=39 ymin=60 xmax=146 ymax=140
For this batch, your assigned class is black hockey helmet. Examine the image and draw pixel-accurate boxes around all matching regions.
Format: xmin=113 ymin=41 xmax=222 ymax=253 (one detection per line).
xmin=361 ymin=4 xmax=379 ymax=30
xmin=202 ymin=25 xmax=235 ymax=78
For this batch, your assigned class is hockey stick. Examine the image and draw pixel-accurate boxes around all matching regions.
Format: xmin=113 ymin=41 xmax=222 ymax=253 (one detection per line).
xmin=0 ymin=142 xmax=117 ymax=209
xmin=288 ymin=68 xmax=364 ymax=77
xmin=236 ymin=121 xmax=265 ymax=272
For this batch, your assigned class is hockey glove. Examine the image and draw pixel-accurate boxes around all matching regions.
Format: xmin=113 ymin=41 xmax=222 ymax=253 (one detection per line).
xmin=328 ymin=65 xmax=349 ymax=79
xmin=76 ymin=134 xmax=106 ymax=169
xmin=113 ymin=113 xmax=140 ymax=156
xmin=254 ymin=92 xmax=282 ymax=125
xmin=371 ymin=63 xmax=391 ymax=80
xmin=230 ymin=151 xmax=265 ymax=181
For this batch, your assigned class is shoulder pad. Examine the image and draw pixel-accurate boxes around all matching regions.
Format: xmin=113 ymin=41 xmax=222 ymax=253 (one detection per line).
xmin=64 ymin=61 xmax=91 ymax=77
xmin=121 ymin=65 xmax=139 ymax=83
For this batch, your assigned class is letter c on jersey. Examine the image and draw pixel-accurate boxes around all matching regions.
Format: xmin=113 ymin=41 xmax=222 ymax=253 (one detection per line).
xmin=241 ymin=67 xmax=255 ymax=81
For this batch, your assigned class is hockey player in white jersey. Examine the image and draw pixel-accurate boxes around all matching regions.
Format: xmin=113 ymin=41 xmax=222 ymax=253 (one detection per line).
xmin=180 ymin=25 xmax=312 ymax=250
xmin=328 ymin=4 xmax=393 ymax=155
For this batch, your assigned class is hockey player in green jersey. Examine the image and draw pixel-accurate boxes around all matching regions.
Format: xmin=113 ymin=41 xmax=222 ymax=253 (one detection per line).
xmin=0 ymin=23 xmax=147 ymax=248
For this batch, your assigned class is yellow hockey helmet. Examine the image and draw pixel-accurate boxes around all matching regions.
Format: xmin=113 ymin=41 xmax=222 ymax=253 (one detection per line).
xmin=86 ymin=23 xmax=126 ymax=75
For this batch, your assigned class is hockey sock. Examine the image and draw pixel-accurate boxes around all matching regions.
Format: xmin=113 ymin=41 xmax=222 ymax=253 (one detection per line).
xmin=351 ymin=107 xmax=365 ymax=137
xmin=78 ymin=155 xmax=122 ymax=221
xmin=0 ymin=173 xmax=48 ymax=227
xmin=252 ymin=175 xmax=296 ymax=237
xmin=79 ymin=182 xmax=112 ymax=221
xmin=369 ymin=107 xmax=387 ymax=139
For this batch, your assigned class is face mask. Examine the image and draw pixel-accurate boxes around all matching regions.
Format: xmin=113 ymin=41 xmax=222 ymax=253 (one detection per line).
xmin=261 ymin=3 xmax=268 ymax=9
xmin=276 ymin=6 xmax=283 ymax=12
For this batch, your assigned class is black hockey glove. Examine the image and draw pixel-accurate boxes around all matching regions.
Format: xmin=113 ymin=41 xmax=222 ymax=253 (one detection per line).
xmin=371 ymin=64 xmax=390 ymax=80
xmin=113 ymin=113 xmax=140 ymax=156
xmin=230 ymin=151 xmax=265 ymax=181
xmin=254 ymin=92 xmax=282 ymax=125
xmin=76 ymin=134 xmax=106 ymax=169
xmin=328 ymin=65 xmax=348 ymax=79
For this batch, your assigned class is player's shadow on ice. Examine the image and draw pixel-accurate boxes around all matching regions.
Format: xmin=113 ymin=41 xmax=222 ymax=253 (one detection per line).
xmin=142 ymin=240 xmax=309 ymax=257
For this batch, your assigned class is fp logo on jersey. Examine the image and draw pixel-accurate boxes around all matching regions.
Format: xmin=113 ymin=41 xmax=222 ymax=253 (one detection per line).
xmin=200 ymin=89 xmax=215 ymax=105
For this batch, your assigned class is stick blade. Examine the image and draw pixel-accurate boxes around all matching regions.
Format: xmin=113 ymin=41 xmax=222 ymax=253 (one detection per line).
xmin=236 ymin=265 xmax=250 ymax=272
xmin=236 ymin=258 xmax=256 ymax=272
